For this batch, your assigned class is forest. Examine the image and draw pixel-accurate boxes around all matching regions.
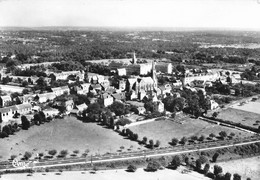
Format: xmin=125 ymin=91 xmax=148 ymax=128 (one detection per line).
xmin=1 ymin=30 xmax=260 ymax=67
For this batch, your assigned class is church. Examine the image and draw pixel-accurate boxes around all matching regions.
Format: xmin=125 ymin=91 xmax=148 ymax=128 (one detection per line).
xmin=126 ymin=60 xmax=158 ymax=94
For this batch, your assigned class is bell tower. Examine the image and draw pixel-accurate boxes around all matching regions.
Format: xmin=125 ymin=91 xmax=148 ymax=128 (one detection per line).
xmin=132 ymin=52 xmax=137 ymax=64
xmin=152 ymin=60 xmax=157 ymax=89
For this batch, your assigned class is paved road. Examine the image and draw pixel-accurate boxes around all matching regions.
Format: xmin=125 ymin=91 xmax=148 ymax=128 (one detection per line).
xmin=1 ymin=136 xmax=260 ymax=172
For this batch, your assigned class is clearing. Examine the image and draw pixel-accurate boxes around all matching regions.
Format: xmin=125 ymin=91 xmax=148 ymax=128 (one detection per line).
xmin=2 ymin=167 xmax=210 ymax=180
xmin=0 ymin=116 xmax=144 ymax=161
xmin=213 ymin=156 xmax=260 ymax=179
xmin=216 ymin=107 xmax=260 ymax=128
xmin=129 ymin=117 xmax=252 ymax=147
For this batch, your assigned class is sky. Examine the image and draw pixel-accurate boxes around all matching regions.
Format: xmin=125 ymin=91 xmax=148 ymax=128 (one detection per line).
xmin=0 ymin=0 xmax=260 ymax=30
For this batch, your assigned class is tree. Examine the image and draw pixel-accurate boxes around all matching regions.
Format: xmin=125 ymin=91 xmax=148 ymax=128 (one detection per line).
xmin=86 ymin=103 xmax=102 ymax=121
xmin=22 ymin=88 xmax=29 ymax=94
xmin=224 ymin=172 xmax=232 ymax=180
xmin=219 ymin=131 xmax=227 ymax=139
xmin=203 ymin=163 xmax=210 ymax=174
xmin=2 ymin=125 xmax=11 ymax=136
xmin=127 ymin=164 xmax=137 ymax=172
xmin=146 ymin=161 xmax=161 ymax=172
xmin=142 ymin=137 xmax=148 ymax=144
xmin=171 ymin=138 xmax=179 ymax=146
xmin=191 ymin=135 xmax=198 ymax=141
xmin=21 ymin=80 xmax=29 ymax=87
xmin=24 ymin=151 xmax=32 ymax=160
xmin=199 ymin=135 xmax=205 ymax=141
xmin=212 ymin=112 xmax=219 ymax=119
xmin=216 ymin=174 xmax=224 ymax=180
xmin=109 ymin=117 xmax=115 ymax=128
xmin=214 ymin=165 xmax=223 ymax=175
xmin=184 ymin=156 xmax=190 ymax=166
xmin=59 ymin=150 xmax=68 ymax=157
xmin=39 ymin=111 xmax=46 ymax=122
xmin=35 ymin=76 xmax=48 ymax=91
xmin=195 ymin=159 xmax=202 ymax=171
xmin=209 ymin=133 xmax=216 ymax=139
xmin=171 ymin=155 xmax=181 ymax=169
xmin=0 ymin=132 xmax=8 ymax=138
xmin=21 ymin=115 xmax=30 ymax=130
xmin=212 ymin=152 xmax=220 ymax=162
xmin=109 ymin=101 xmax=125 ymax=116
xmin=155 ymin=140 xmax=160 ymax=147
xmin=207 ymin=172 xmax=215 ymax=179
xmin=33 ymin=113 xmax=42 ymax=125
xmin=199 ymin=155 xmax=208 ymax=164
xmin=180 ymin=136 xmax=187 ymax=145
xmin=133 ymin=133 xmax=138 ymax=141
xmin=233 ymin=173 xmax=241 ymax=180
xmin=48 ymin=149 xmax=57 ymax=156
xmin=149 ymin=139 xmax=154 ymax=149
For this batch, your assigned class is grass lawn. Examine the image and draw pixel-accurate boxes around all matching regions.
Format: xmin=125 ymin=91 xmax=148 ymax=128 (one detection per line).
xmin=213 ymin=156 xmax=260 ymax=179
xmin=2 ymin=167 xmax=210 ymax=180
xmin=0 ymin=116 xmax=144 ymax=161
xmin=216 ymin=107 xmax=260 ymax=128
xmin=231 ymin=101 xmax=260 ymax=115
xmin=129 ymin=117 xmax=252 ymax=147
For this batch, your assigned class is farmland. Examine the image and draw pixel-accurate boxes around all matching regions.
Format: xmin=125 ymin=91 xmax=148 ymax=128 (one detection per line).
xmin=0 ymin=116 xmax=144 ymax=161
xmin=129 ymin=116 xmax=252 ymax=147
xmin=216 ymin=107 xmax=260 ymax=129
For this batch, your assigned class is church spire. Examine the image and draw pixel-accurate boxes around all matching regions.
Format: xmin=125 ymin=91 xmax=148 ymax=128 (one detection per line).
xmin=132 ymin=52 xmax=137 ymax=64
xmin=152 ymin=60 xmax=157 ymax=89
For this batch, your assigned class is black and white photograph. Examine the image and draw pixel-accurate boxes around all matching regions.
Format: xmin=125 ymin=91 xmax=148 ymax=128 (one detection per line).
xmin=0 ymin=0 xmax=260 ymax=179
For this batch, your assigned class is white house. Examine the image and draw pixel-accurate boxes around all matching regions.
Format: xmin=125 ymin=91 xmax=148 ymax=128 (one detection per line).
xmin=209 ymin=100 xmax=219 ymax=110
xmin=0 ymin=95 xmax=12 ymax=107
xmin=51 ymin=86 xmax=70 ymax=96
xmin=117 ymin=68 xmax=127 ymax=76
xmin=16 ymin=103 xmax=32 ymax=115
xmin=36 ymin=92 xmax=56 ymax=103
xmin=102 ymin=93 xmax=114 ymax=107
xmin=43 ymin=108 xmax=59 ymax=117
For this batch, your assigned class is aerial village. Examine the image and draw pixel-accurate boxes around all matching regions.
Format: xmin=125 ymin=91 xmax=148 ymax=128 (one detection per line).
xmin=0 ymin=52 xmax=250 ymax=132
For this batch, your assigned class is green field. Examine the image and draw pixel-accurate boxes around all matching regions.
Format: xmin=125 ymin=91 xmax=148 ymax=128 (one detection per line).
xmin=216 ymin=107 xmax=260 ymax=128
xmin=129 ymin=117 xmax=252 ymax=147
xmin=0 ymin=116 xmax=144 ymax=161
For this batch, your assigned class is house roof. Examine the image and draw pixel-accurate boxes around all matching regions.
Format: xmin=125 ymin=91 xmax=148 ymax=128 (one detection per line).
xmin=51 ymin=86 xmax=69 ymax=92
xmin=76 ymin=103 xmax=88 ymax=110
xmin=105 ymin=87 xmax=116 ymax=94
xmin=0 ymin=106 xmax=16 ymax=113
xmin=81 ymin=83 xmax=90 ymax=90
xmin=65 ymin=100 xmax=74 ymax=106
xmin=127 ymin=78 xmax=137 ymax=84
xmin=111 ymin=93 xmax=125 ymax=100
xmin=16 ymin=103 xmax=32 ymax=110
xmin=43 ymin=108 xmax=59 ymax=113
xmin=0 ymin=95 xmax=11 ymax=100
xmin=138 ymin=77 xmax=154 ymax=84
xmin=37 ymin=92 xmax=56 ymax=99
xmin=91 ymin=84 xmax=102 ymax=89
xmin=102 ymin=93 xmax=112 ymax=99
xmin=137 ymin=107 xmax=146 ymax=111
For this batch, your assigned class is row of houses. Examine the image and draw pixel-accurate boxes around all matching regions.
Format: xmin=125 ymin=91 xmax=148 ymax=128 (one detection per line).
xmin=0 ymin=103 xmax=32 ymax=123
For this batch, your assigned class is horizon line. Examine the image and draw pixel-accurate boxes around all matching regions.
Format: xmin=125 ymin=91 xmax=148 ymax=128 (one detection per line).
xmin=1 ymin=26 xmax=260 ymax=32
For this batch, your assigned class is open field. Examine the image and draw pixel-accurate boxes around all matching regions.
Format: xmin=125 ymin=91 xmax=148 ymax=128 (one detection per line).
xmin=213 ymin=156 xmax=260 ymax=179
xmin=216 ymin=108 xmax=260 ymax=128
xmin=129 ymin=117 xmax=252 ymax=147
xmin=1 ymin=167 xmax=210 ymax=180
xmin=0 ymin=116 xmax=144 ymax=161
xmin=230 ymin=101 xmax=260 ymax=115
